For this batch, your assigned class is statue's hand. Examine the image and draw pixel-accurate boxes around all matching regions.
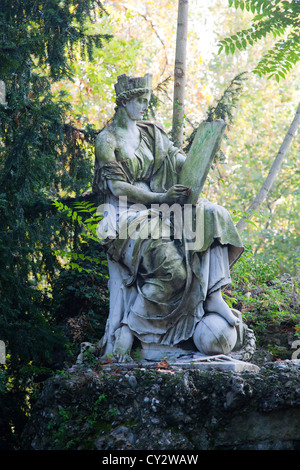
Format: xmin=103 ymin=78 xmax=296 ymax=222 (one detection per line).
xmin=163 ymin=184 xmax=190 ymax=204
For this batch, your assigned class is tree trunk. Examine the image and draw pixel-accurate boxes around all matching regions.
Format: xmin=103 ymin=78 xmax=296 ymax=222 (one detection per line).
xmin=172 ymin=0 xmax=189 ymax=148
xmin=236 ymin=101 xmax=300 ymax=233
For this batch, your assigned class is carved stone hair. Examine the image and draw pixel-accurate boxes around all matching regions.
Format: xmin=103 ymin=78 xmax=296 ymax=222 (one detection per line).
xmin=114 ymin=73 xmax=152 ymax=107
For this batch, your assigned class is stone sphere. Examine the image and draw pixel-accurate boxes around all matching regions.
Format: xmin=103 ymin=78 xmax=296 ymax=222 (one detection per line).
xmin=193 ymin=313 xmax=237 ymax=355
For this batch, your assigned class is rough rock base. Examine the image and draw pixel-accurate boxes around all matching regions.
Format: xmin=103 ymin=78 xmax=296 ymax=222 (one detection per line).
xmin=22 ymin=359 xmax=300 ymax=450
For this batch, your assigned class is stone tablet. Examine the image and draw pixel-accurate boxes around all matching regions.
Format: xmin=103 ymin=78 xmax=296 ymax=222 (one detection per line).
xmin=179 ymin=119 xmax=226 ymax=204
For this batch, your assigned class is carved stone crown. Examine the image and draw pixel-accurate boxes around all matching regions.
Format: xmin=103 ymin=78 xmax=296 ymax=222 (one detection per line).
xmin=114 ymin=73 xmax=152 ymax=105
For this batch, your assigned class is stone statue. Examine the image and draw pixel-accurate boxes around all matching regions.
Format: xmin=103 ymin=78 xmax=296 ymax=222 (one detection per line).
xmin=92 ymin=73 xmax=247 ymax=363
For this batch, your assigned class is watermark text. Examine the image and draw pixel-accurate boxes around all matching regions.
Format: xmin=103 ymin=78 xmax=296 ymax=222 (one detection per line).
xmin=291 ymin=340 xmax=300 ymax=360
xmin=96 ymin=196 xmax=205 ymax=251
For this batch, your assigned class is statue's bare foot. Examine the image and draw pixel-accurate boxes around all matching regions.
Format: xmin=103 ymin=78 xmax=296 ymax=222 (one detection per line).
xmin=112 ymin=325 xmax=134 ymax=363
xmin=205 ymin=289 xmax=239 ymax=327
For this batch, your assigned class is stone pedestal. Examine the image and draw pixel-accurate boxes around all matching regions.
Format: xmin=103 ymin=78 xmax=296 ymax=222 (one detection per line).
xmin=101 ymin=357 xmax=259 ymax=373
xmin=22 ymin=360 xmax=300 ymax=450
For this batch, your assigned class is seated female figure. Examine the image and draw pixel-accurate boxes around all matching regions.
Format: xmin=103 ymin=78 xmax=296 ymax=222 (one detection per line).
xmin=93 ymin=73 xmax=244 ymax=362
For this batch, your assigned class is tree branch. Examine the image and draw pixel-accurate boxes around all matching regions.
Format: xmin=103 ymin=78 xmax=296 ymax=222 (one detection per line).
xmin=172 ymin=0 xmax=189 ymax=148
xmin=121 ymin=5 xmax=169 ymax=79
xmin=236 ymin=101 xmax=300 ymax=233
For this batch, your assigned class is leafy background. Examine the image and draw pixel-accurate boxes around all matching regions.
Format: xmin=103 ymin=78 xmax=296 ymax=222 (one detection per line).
xmin=0 ymin=0 xmax=299 ymax=449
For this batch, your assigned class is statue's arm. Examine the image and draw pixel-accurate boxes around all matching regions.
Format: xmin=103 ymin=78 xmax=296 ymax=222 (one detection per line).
xmin=109 ymin=180 xmax=189 ymax=206
xmin=95 ymin=130 xmax=117 ymax=165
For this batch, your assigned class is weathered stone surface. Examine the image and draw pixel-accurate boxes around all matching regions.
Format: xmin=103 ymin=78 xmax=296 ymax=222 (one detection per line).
xmin=22 ymin=359 xmax=300 ymax=450
xmin=179 ymin=119 xmax=226 ymax=204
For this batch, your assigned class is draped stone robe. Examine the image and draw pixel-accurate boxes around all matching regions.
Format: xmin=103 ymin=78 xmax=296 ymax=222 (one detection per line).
xmin=92 ymin=121 xmax=244 ymax=356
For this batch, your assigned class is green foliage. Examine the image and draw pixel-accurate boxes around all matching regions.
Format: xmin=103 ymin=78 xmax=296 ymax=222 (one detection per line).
xmin=0 ymin=0 xmax=298 ymax=450
xmin=51 ymin=261 xmax=108 ymax=345
xmin=45 ymin=387 xmax=117 ymax=450
xmin=229 ymin=246 xmax=300 ymax=351
xmin=52 ymin=200 xmax=106 ymax=271
xmin=0 ymin=0 xmax=111 ymax=81
xmin=185 ymin=72 xmax=248 ymax=158
xmin=0 ymin=0 xmax=110 ymax=449
xmin=50 ymin=201 xmax=109 ymax=346
xmin=212 ymin=1 xmax=299 ymax=274
xmin=206 ymin=72 xmax=248 ymax=124
xmin=219 ymin=0 xmax=300 ymax=80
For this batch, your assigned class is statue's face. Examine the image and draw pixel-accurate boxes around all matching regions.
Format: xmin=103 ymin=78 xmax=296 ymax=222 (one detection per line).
xmin=124 ymin=92 xmax=151 ymax=121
